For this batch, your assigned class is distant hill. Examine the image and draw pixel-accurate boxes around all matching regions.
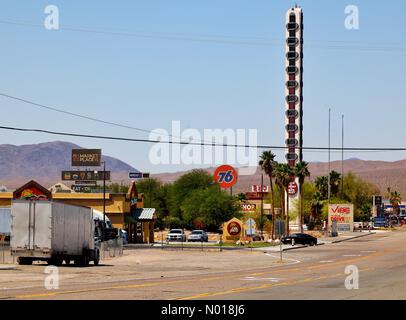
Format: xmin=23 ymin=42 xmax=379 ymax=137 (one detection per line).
xmin=153 ymin=159 xmax=406 ymax=197
xmin=0 ymin=141 xmax=137 ymax=189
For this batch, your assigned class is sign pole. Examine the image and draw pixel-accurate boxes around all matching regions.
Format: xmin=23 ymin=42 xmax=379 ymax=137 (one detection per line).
xmin=102 ymin=161 xmax=106 ymax=242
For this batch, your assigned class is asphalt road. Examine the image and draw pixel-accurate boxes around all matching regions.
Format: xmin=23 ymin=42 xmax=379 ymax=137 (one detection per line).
xmin=1 ymin=230 xmax=405 ymax=300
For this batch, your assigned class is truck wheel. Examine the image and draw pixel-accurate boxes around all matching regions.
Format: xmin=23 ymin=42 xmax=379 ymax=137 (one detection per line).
xmin=48 ymin=257 xmax=63 ymax=266
xmin=93 ymin=249 xmax=100 ymax=266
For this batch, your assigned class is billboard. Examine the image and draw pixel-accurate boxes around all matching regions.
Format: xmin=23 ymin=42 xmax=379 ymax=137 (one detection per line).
xmin=62 ymin=171 xmax=110 ymax=181
xmin=72 ymin=149 xmax=101 ymax=167
xmin=328 ymin=204 xmax=354 ymax=232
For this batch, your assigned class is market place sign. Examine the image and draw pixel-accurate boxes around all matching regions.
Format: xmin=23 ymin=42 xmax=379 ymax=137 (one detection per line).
xmin=72 ymin=149 xmax=101 ymax=167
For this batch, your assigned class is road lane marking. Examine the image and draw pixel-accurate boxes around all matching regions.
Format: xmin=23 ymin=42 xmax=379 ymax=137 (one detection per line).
xmin=176 ymin=268 xmax=374 ymax=300
xmin=240 ymin=277 xmax=283 ymax=282
xmin=265 ymin=254 xmax=301 ymax=265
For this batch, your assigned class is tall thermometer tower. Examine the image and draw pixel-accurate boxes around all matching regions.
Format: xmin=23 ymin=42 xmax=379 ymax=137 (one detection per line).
xmin=285 ymin=6 xmax=303 ymax=227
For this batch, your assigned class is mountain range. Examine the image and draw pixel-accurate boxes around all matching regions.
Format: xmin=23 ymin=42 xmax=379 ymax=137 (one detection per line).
xmin=0 ymin=141 xmax=405 ymax=196
xmin=0 ymin=141 xmax=136 ymax=189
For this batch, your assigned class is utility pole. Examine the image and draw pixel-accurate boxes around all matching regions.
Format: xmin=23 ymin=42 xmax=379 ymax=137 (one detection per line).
xmin=102 ymin=161 xmax=106 ymax=242
xmin=341 ymin=114 xmax=344 ymax=196
xmin=328 ymin=108 xmax=331 ymax=204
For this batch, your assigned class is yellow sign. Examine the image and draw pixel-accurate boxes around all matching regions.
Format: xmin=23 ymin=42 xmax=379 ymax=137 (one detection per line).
xmin=223 ymin=218 xmax=244 ymax=242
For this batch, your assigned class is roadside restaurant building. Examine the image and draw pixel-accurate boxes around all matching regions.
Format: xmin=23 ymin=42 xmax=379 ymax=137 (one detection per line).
xmin=0 ymin=180 xmax=156 ymax=244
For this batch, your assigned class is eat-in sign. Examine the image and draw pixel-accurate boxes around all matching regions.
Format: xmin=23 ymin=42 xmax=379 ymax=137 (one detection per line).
xmin=287 ymin=181 xmax=298 ymax=196
xmin=214 ymin=165 xmax=238 ymax=189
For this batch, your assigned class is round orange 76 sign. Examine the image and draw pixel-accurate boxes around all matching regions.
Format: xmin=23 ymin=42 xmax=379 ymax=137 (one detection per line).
xmin=214 ymin=165 xmax=238 ymax=189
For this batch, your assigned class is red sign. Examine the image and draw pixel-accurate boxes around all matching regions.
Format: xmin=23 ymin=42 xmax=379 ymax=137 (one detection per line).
xmin=227 ymin=221 xmax=242 ymax=236
xmin=287 ymin=182 xmax=298 ymax=196
xmin=251 ymin=185 xmax=269 ymax=193
xmin=214 ymin=165 xmax=238 ymax=189
xmin=331 ymin=206 xmax=351 ymax=214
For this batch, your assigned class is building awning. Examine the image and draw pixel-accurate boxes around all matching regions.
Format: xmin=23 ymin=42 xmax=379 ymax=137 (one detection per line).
xmin=129 ymin=208 xmax=156 ymax=222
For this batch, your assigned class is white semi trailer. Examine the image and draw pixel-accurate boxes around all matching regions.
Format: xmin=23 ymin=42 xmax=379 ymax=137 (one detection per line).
xmin=11 ymin=200 xmax=100 ymax=266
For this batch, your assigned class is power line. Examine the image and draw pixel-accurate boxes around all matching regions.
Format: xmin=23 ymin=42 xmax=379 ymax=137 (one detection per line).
xmin=0 ymin=92 xmax=212 ymax=145
xmin=2 ymin=19 xmax=406 ymax=52
xmin=2 ymin=125 xmax=406 ymax=152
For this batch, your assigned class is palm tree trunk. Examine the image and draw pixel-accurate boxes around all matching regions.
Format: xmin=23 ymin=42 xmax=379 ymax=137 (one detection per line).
xmin=300 ymin=188 xmax=304 ymax=233
xmin=269 ymin=176 xmax=276 ymax=240
xmin=300 ymin=185 xmax=304 ymax=233
xmin=286 ymin=189 xmax=290 ymax=236
xmin=280 ymin=185 xmax=285 ymax=237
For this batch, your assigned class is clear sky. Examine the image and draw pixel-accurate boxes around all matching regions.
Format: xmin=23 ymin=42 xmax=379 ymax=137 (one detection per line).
xmin=1 ymin=0 xmax=405 ymax=173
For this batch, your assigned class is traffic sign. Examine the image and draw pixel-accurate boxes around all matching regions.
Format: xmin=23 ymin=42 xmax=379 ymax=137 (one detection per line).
xmin=287 ymin=181 xmax=298 ymax=196
xmin=214 ymin=165 xmax=238 ymax=189
xmin=129 ymin=172 xmax=143 ymax=179
xmin=129 ymin=172 xmax=150 ymax=179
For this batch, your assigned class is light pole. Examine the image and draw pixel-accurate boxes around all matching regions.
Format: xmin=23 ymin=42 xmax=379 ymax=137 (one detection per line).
xmin=102 ymin=161 xmax=106 ymax=242
xmin=328 ymin=108 xmax=331 ymax=204
xmin=341 ymin=114 xmax=345 ymax=196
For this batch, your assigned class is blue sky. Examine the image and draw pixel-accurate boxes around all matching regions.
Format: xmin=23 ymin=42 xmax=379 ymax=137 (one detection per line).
xmin=0 ymin=0 xmax=405 ymax=173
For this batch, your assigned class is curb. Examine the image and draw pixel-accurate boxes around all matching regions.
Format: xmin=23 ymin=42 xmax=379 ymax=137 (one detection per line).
xmin=0 ymin=265 xmax=17 ymax=270
xmin=330 ymin=232 xmax=376 ymax=244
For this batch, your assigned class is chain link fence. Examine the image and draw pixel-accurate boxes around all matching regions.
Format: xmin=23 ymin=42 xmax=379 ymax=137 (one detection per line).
xmin=100 ymin=238 xmax=123 ymax=260
xmin=0 ymin=240 xmax=14 ymax=264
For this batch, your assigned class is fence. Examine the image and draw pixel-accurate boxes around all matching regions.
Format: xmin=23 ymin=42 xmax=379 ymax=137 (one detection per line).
xmin=100 ymin=238 xmax=123 ymax=260
xmin=0 ymin=240 xmax=14 ymax=264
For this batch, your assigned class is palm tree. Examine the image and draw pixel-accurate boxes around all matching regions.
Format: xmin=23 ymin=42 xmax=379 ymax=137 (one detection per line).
xmin=310 ymin=191 xmax=323 ymax=222
xmin=276 ymin=164 xmax=294 ymax=235
xmin=388 ymin=188 xmax=401 ymax=216
xmin=274 ymin=164 xmax=285 ymax=236
xmin=294 ymin=161 xmax=310 ymax=233
xmin=329 ymin=171 xmax=342 ymax=196
xmin=315 ymin=176 xmax=328 ymax=199
xmin=259 ymin=151 xmax=277 ymax=239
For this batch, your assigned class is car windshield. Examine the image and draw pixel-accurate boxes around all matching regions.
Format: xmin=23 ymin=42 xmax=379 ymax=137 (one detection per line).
xmin=192 ymin=231 xmax=203 ymax=234
xmin=170 ymin=230 xmax=182 ymax=234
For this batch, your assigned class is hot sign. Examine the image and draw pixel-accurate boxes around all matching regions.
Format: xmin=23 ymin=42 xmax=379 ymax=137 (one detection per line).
xmin=214 ymin=165 xmax=238 ymax=189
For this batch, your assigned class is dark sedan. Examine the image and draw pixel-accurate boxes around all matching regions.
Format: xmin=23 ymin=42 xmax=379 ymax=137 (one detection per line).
xmin=281 ymin=233 xmax=317 ymax=246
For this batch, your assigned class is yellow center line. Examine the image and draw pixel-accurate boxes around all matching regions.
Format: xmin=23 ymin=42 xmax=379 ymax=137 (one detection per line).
xmin=176 ymin=268 xmax=374 ymax=300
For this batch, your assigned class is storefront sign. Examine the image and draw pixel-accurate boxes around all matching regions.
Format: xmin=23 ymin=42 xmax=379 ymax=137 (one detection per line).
xmin=214 ymin=165 xmax=238 ymax=189
xmin=62 ymin=171 xmax=110 ymax=181
xmin=287 ymin=181 xmax=298 ymax=196
xmin=223 ymin=218 xmax=244 ymax=242
xmin=72 ymin=149 xmax=101 ymax=167
xmin=241 ymin=203 xmax=257 ymax=212
xmin=251 ymin=185 xmax=269 ymax=193
xmin=328 ymin=204 xmax=354 ymax=232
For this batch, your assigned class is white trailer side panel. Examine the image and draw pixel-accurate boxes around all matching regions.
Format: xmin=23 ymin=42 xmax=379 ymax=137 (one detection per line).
xmin=11 ymin=200 xmax=94 ymax=257
xmin=11 ymin=201 xmax=52 ymax=251
xmin=51 ymin=202 xmax=94 ymax=255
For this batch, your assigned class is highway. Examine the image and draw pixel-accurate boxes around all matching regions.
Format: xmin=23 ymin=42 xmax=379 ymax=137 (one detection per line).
xmin=1 ymin=230 xmax=405 ymax=300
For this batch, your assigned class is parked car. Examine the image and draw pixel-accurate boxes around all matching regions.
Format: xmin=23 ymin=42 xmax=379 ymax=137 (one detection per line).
xmin=166 ymin=229 xmax=186 ymax=242
xmin=187 ymin=230 xmax=208 ymax=242
xmin=281 ymin=233 xmax=317 ymax=246
xmin=251 ymin=234 xmax=264 ymax=242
